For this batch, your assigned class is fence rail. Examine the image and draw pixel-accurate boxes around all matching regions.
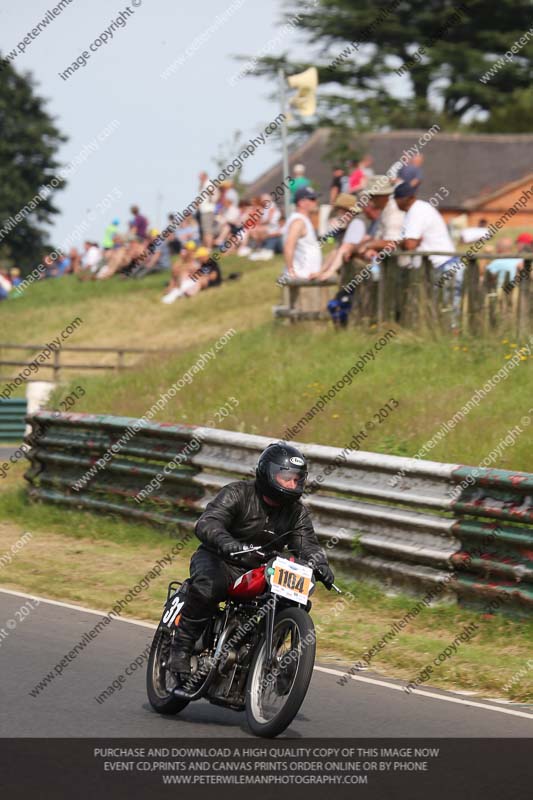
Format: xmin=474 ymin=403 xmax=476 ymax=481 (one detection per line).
xmin=275 ymin=250 xmax=533 ymax=336
xmin=0 ymin=344 xmax=180 ymax=382
xmin=24 ymin=411 xmax=533 ymax=615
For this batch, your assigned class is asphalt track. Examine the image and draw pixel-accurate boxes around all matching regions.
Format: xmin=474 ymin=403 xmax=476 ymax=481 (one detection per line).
xmin=1 ymin=588 xmax=532 ymax=738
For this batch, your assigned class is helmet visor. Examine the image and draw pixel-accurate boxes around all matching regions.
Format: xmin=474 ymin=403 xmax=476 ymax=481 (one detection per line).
xmin=267 ymin=463 xmax=307 ymax=494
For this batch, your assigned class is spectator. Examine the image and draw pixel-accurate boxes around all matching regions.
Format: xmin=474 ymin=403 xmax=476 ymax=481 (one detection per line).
xmin=289 ymin=164 xmax=311 ymax=203
xmin=129 ymin=206 xmax=148 ymax=240
xmin=393 ymin=179 xmax=462 ymax=325
xmin=360 ymin=154 xmax=374 ymax=180
xmin=9 ymin=267 xmax=22 ymax=288
xmin=347 ymin=156 xmax=372 ymax=193
xmin=516 ymin=232 xmax=533 ymax=249
xmin=214 ymin=196 xmax=242 ymax=252
xmin=102 ymin=218 xmax=120 ymax=249
xmin=397 ymin=164 xmax=422 ymax=191
xmin=311 ymin=177 xmax=402 ymax=281
xmin=161 ymin=245 xmax=220 ymax=304
xmin=80 ymin=241 xmax=102 ymax=275
xmin=249 ymin=195 xmax=282 ymax=260
xmin=198 ymin=171 xmax=217 ymax=247
xmin=282 ymin=187 xmax=321 ymax=280
xmin=0 ymin=270 xmax=12 ymax=299
xmin=219 ymin=179 xmax=239 ymax=206
xmin=176 ymin=215 xmax=200 ymax=247
xmin=486 ymin=238 xmax=524 ymax=286
xmin=329 ymin=166 xmax=346 ymax=205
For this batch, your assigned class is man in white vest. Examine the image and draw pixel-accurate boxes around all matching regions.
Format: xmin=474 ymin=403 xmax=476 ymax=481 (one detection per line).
xmin=283 ymin=186 xmax=322 ymax=280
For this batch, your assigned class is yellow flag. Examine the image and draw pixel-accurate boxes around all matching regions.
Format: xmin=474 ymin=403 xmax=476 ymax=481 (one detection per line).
xmin=287 ymin=67 xmax=318 ymax=116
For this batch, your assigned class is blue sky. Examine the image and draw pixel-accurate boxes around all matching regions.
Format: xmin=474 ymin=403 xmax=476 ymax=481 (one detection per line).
xmin=1 ymin=0 xmax=299 ymax=246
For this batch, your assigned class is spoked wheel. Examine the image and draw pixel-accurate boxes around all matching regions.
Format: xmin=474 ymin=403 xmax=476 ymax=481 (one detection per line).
xmin=146 ymin=626 xmax=189 ymax=714
xmin=245 ymin=607 xmax=316 ymax=738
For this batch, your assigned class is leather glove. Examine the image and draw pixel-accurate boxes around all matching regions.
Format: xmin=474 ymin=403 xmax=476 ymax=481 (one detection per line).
xmin=314 ymin=563 xmax=335 ymax=590
xmin=218 ymin=538 xmax=244 ymax=560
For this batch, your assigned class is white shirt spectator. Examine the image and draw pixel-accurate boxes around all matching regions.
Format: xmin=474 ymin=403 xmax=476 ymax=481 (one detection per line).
xmin=82 ymin=245 xmax=102 ymax=273
xmin=343 ymin=217 xmax=366 ymax=246
xmin=284 ymin=212 xmax=321 ymax=278
xmin=378 ymin=197 xmax=405 ymax=240
xmin=401 ymin=200 xmax=455 ymax=268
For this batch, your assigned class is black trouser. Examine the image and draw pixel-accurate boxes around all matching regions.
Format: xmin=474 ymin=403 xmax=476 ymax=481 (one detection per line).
xmin=182 ymin=546 xmax=245 ymax=621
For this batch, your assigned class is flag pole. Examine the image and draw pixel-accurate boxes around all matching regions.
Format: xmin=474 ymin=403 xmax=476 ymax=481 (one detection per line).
xmin=278 ymin=67 xmax=291 ymax=220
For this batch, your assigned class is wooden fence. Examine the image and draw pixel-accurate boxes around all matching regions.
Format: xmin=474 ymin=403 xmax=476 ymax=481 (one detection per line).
xmin=0 ymin=344 xmax=179 ymax=383
xmin=275 ymin=251 xmax=533 ymax=337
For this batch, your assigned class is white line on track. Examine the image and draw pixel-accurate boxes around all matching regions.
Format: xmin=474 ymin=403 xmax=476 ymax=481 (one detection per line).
xmin=313 ymin=666 xmax=533 ymax=721
xmin=2 ymin=587 xmax=532 ymax=722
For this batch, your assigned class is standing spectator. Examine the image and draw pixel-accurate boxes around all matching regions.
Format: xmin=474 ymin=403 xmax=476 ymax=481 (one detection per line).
xmin=397 ymin=163 xmax=423 ymax=191
xmin=329 ymin=167 xmax=346 ymax=205
xmin=347 ymin=159 xmax=364 ymax=193
xmin=394 ymin=182 xmax=458 ymax=276
xmin=393 ymin=179 xmax=462 ymax=324
xmin=289 ymin=164 xmax=311 ymax=203
xmin=129 ymin=206 xmax=148 ymax=240
xmin=102 ymin=218 xmax=120 ymax=249
xmin=198 ymin=171 xmax=217 ymax=248
xmin=360 ymin=154 xmax=374 ymax=180
xmin=282 ymin=187 xmax=321 ymax=279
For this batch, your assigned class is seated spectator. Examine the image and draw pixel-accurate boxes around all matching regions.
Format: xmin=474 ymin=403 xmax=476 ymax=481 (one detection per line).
xmin=282 ymin=187 xmax=321 ymax=280
xmin=485 ymin=238 xmax=523 ymax=287
xmin=161 ymin=245 xmax=220 ymax=304
xmin=80 ymin=241 xmax=103 ymax=276
xmin=249 ymin=195 xmax=282 ymax=260
xmin=68 ymin=247 xmax=81 ymax=274
xmin=0 ymin=270 xmax=12 ymax=299
xmin=214 ymin=196 xmax=242 ymax=253
xmin=131 ymin=229 xmax=172 ymax=277
xmin=9 ymin=267 xmax=22 ymax=288
xmin=176 ymin=215 xmax=200 ymax=246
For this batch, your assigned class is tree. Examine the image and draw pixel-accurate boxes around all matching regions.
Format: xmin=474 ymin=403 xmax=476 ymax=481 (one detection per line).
xmin=212 ymin=129 xmax=248 ymax=196
xmin=0 ymin=60 xmax=66 ymax=272
xmin=239 ymin=0 xmax=533 ymax=133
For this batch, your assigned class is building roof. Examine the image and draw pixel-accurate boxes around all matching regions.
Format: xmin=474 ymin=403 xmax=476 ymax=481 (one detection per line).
xmin=245 ymin=129 xmax=533 ymax=211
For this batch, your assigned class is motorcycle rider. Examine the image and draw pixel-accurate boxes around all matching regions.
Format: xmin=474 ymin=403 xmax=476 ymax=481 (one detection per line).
xmin=169 ymin=442 xmax=335 ymax=686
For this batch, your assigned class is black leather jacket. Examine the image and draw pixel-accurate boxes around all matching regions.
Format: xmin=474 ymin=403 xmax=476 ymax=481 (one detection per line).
xmin=195 ymin=480 xmax=329 ymax=569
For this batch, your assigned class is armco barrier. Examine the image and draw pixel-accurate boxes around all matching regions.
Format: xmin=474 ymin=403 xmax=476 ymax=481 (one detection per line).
xmin=24 ymin=411 xmax=533 ymax=614
xmin=0 ymin=398 xmax=27 ymax=441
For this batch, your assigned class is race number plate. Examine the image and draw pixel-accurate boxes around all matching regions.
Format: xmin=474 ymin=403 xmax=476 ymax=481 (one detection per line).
xmin=270 ymin=558 xmax=313 ymax=604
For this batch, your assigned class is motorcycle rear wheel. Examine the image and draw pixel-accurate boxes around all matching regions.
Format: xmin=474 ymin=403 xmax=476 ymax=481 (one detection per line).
xmin=146 ymin=626 xmax=190 ymax=715
xmin=245 ymin=607 xmax=315 ymax=738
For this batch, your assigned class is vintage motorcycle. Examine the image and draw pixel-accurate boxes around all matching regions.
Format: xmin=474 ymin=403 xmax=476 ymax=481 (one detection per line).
xmin=146 ymin=544 xmax=339 ymax=738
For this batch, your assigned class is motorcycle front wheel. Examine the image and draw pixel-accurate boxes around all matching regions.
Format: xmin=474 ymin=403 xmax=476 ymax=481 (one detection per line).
xmin=245 ymin=606 xmax=316 ymax=738
xmin=146 ymin=626 xmax=190 ymax=715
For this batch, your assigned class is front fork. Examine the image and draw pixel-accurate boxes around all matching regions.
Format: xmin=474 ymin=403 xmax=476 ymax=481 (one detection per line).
xmin=264 ymin=594 xmax=278 ymax=670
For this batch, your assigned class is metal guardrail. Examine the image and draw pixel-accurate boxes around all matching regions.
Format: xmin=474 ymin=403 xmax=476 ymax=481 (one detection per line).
xmin=24 ymin=411 xmax=533 ymax=614
xmin=0 ymin=398 xmax=27 ymax=441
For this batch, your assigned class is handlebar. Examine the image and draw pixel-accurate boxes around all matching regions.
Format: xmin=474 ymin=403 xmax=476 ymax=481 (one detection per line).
xmin=230 ymin=545 xmax=267 ymax=558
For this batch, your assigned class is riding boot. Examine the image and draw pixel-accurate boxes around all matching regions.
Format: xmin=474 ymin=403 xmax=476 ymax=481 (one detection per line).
xmin=168 ymin=614 xmax=209 ymax=685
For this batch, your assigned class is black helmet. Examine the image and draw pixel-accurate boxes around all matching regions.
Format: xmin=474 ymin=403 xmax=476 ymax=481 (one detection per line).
xmin=256 ymin=442 xmax=308 ymax=505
